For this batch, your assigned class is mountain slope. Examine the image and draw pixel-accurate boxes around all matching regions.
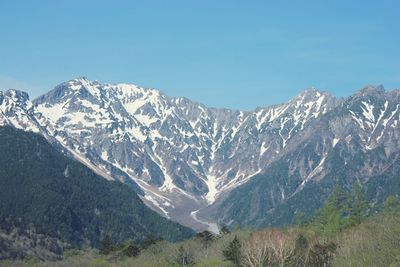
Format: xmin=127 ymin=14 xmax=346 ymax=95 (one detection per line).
xmin=0 ymin=126 xmax=194 ymax=253
xmin=203 ymin=86 xmax=400 ymax=227
xmin=1 ymin=79 xmax=399 ymax=231
xmin=24 ymin=78 xmax=339 ymax=230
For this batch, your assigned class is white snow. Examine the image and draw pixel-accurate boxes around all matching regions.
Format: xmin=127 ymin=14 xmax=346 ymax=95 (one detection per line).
xmin=127 ymin=126 xmax=147 ymax=142
xmin=279 ymin=117 xmax=290 ymax=147
xmin=134 ymin=114 xmax=158 ymax=126
xmin=313 ymin=95 xmax=325 ymax=117
xmin=306 ymin=155 xmax=326 ymax=180
xmin=36 ymin=103 xmax=66 ymax=123
xmin=149 ymin=151 xmax=180 ymax=194
xmin=144 ymin=195 xmax=170 ymax=218
xmin=204 ymin=175 xmax=218 ymax=204
xmin=332 ymin=138 xmax=340 ymax=147
xmin=123 ymin=99 xmax=147 ymax=115
xmin=349 ymin=110 xmax=365 ymax=130
xmin=361 ymin=101 xmax=375 ymax=122
xmin=268 ymin=104 xmax=290 ymax=122
xmin=79 ymin=79 xmax=101 ymax=99
xmin=259 ymin=142 xmax=269 ymax=156
xmin=61 ymin=142 xmax=115 ymax=181
xmin=377 ymin=103 xmax=399 ymax=142
xmin=367 ymin=101 xmax=388 ymax=142
xmin=101 ymin=150 xmax=108 ymax=161
xmin=190 ymin=210 xmax=219 ymax=234
xmin=160 ymin=171 xmax=176 ymax=192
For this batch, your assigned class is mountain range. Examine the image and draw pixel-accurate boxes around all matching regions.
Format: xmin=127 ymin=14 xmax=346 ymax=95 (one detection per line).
xmin=1 ymin=77 xmax=399 ymax=232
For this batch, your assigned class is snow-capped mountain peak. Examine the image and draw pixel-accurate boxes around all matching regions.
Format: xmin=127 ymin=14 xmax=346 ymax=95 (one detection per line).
xmin=1 ymin=79 xmax=399 ymax=232
xmin=0 ymin=89 xmax=38 ymax=132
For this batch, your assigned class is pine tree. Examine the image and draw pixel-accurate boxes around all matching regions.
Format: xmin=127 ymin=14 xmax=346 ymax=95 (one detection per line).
xmin=100 ymin=234 xmax=113 ymax=255
xmin=223 ymin=236 xmax=241 ymax=266
xmin=383 ymin=195 xmax=400 ymax=213
xmin=124 ymin=243 xmax=140 ymax=257
xmin=347 ymin=181 xmax=368 ymax=226
xmin=314 ymin=201 xmax=344 ymax=235
xmin=294 ymin=211 xmax=307 ymax=226
xmin=313 ymin=185 xmax=348 ymax=235
xmin=327 ymin=184 xmax=349 ymax=213
xmin=141 ymin=234 xmax=160 ymax=249
xmin=195 ymin=231 xmax=215 ymax=248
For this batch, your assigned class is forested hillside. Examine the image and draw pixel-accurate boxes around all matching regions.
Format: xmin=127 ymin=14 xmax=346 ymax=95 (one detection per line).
xmin=0 ymin=126 xmax=194 ymax=260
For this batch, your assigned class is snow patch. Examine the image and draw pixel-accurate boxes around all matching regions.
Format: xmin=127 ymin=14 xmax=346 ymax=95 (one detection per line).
xmin=190 ymin=210 xmax=219 ymax=234
xmin=260 ymin=142 xmax=269 ymax=156
xmin=144 ymin=195 xmax=170 ymax=218
xmin=361 ymin=101 xmax=375 ymax=122
xmin=332 ymin=138 xmax=340 ymax=147
xmin=204 ymin=175 xmax=218 ymax=204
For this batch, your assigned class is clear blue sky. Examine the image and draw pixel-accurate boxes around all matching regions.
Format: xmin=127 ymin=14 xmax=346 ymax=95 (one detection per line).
xmin=0 ymin=0 xmax=399 ymax=110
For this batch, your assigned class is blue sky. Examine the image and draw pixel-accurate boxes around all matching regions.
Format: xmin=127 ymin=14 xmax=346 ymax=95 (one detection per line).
xmin=0 ymin=0 xmax=399 ymax=110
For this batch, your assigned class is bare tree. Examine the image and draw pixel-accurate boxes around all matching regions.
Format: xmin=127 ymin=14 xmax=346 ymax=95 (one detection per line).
xmin=269 ymin=230 xmax=297 ymax=267
xmin=171 ymin=244 xmax=196 ymax=266
xmin=240 ymin=231 xmax=272 ymax=267
xmin=240 ymin=229 xmax=298 ymax=267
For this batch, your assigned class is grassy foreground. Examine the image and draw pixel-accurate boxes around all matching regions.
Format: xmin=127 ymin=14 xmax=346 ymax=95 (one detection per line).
xmin=1 ymin=211 xmax=400 ymax=267
xmin=2 ymin=186 xmax=400 ymax=267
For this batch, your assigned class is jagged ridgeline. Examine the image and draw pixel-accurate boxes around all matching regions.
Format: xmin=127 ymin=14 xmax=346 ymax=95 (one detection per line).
xmin=0 ymin=126 xmax=194 ymax=251
xmin=1 ymin=79 xmax=400 ymax=231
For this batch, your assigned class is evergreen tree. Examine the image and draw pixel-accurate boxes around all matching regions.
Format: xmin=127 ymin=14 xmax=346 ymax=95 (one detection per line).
xmin=327 ymin=184 xmax=349 ymax=213
xmin=195 ymin=231 xmax=215 ymax=248
xmin=223 ymin=236 xmax=241 ymax=266
xmin=314 ymin=201 xmax=344 ymax=235
xmin=383 ymin=195 xmax=400 ymax=213
xmin=347 ymin=181 xmax=368 ymax=226
xmin=100 ymin=234 xmax=114 ymax=255
xmin=312 ymin=182 xmax=369 ymax=234
xmin=141 ymin=234 xmax=162 ymax=250
xmin=313 ymin=185 xmax=348 ymax=235
xmin=294 ymin=211 xmax=307 ymax=226
xmin=123 ymin=243 xmax=140 ymax=257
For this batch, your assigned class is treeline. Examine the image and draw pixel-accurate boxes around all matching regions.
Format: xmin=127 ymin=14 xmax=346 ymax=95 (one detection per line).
xmin=2 ymin=181 xmax=400 ymax=266
xmin=82 ymin=182 xmax=398 ymax=267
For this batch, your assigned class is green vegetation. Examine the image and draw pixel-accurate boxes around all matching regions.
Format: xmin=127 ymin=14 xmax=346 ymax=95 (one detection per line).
xmin=2 ymin=192 xmax=400 ymax=266
xmin=223 ymin=236 xmax=241 ymax=266
xmin=0 ymin=126 xmax=194 ymax=259
xmin=309 ymin=182 xmax=369 ymax=235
